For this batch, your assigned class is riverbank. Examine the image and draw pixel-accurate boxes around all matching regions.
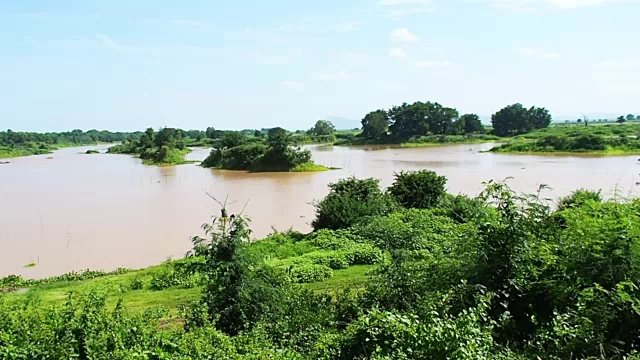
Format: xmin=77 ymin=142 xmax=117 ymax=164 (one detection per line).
xmin=334 ymin=134 xmax=502 ymax=147
xmin=1 ymin=253 xmax=374 ymax=321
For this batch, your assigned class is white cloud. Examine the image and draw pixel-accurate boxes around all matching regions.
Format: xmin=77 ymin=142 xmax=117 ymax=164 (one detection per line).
xmin=311 ymin=71 xmax=350 ymax=81
xmin=281 ymin=80 xmax=305 ymax=91
xmin=415 ymin=60 xmax=452 ymax=67
xmin=518 ymin=46 xmax=561 ymax=59
xmin=389 ymin=48 xmax=408 ymax=58
xmin=389 ymin=28 xmax=419 ymax=42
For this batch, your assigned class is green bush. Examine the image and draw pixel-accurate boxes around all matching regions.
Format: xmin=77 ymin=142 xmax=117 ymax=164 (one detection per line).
xmin=556 ymin=188 xmax=602 ymax=211
xmin=129 ymin=277 xmax=145 ymax=290
xmin=343 ymin=244 xmax=385 ymax=265
xmin=313 ymin=177 xmax=397 ymax=230
xmin=289 ymin=263 xmax=333 ymax=283
xmin=302 ymin=251 xmax=350 ymax=270
xmin=388 ymin=170 xmax=448 ymax=209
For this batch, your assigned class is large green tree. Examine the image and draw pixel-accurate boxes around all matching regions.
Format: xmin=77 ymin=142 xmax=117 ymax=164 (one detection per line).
xmin=388 ymin=101 xmax=459 ymax=140
xmin=452 ymin=114 xmax=485 ymax=135
xmin=491 ymin=104 xmax=551 ymax=136
xmin=627 ymin=114 xmax=636 ymax=121
xmin=361 ymin=110 xmax=389 ymax=139
xmin=267 ymin=127 xmax=290 ymax=154
xmin=311 ymin=120 xmax=335 ymax=136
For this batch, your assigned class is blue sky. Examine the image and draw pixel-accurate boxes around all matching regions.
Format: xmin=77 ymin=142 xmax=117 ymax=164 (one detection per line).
xmin=1 ymin=0 xmax=639 ymax=132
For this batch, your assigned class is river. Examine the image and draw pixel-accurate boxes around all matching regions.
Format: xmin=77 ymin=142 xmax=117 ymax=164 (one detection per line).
xmin=1 ymin=143 xmax=638 ymax=278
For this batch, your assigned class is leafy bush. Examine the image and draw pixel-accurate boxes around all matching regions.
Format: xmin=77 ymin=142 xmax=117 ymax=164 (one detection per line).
xmin=149 ymin=258 xmax=205 ymax=290
xmin=289 ymin=263 xmax=334 ymax=283
xmin=388 ymin=170 xmax=447 ymax=209
xmin=434 ymin=193 xmax=491 ymax=224
xmin=343 ymin=244 xmax=385 ymax=265
xmin=313 ymin=177 xmax=397 ymax=230
xmin=556 ymin=188 xmax=602 ymax=211
xmin=303 ymin=251 xmax=350 ymax=270
xmin=129 ymin=277 xmax=145 ymax=290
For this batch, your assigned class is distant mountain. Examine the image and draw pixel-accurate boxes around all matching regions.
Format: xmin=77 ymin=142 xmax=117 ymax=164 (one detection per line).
xmin=325 ymin=116 xmax=361 ymax=130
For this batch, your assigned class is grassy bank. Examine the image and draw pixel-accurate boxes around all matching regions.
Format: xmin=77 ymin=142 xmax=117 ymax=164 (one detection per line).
xmin=290 ymin=162 xmax=331 ymax=172
xmin=336 ymin=134 xmax=501 ymax=147
xmin=0 ymin=146 xmax=53 ymax=159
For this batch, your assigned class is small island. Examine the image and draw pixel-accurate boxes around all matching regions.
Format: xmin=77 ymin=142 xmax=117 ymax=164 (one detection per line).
xmin=85 ymin=149 xmax=100 ymax=154
xmin=108 ymin=127 xmax=192 ymax=166
xmin=201 ymin=127 xmax=329 ymax=172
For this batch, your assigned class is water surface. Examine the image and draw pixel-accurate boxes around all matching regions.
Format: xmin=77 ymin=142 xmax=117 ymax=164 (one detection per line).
xmin=1 ymin=143 xmax=637 ymax=278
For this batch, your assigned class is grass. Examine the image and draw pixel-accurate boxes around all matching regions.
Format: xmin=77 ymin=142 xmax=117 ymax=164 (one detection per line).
xmin=290 ymin=162 xmax=331 ymax=172
xmin=0 ymin=146 xmax=53 ymax=159
xmin=3 ymin=262 xmax=375 ymax=318
xmin=140 ymin=148 xmax=193 ymax=166
xmin=305 ymin=265 xmax=375 ymax=293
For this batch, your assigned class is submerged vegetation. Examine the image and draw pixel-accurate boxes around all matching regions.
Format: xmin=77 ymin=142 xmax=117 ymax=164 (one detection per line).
xmin=201 ymin=127 xmax=328 ymax=172
xmin=3 ymin=169 xmax=640 ymax=358
xmin=108 ymin=127 xmax=192 ymax=165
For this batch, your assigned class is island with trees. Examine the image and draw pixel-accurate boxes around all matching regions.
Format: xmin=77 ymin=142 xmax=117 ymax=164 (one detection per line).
xmin=3 ymin=169 xmax=640 ymax=359
xmin=339 ymin=100 xmax=496 ymax=146
xmin=107 ymin=127 xmax=193 ymax=166
xmin=201 ymin=126 xmax=329 ymax=172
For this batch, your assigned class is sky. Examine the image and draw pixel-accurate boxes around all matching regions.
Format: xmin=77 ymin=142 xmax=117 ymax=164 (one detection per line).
xmin=1 ymin=0 xmax=639 ymax=132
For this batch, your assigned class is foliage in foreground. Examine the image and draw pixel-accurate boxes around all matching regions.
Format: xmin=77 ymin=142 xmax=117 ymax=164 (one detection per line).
xmin=3 ymin=171 xmax=640 ymax=359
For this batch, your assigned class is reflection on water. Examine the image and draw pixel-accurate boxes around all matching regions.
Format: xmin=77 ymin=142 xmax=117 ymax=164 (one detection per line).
xmin=1 ymin=143 xmax=638 ymax=278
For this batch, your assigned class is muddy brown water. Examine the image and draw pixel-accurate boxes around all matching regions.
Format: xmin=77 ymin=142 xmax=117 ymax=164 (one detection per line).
xmin=1 ymin=143 xmax=638 ymax=278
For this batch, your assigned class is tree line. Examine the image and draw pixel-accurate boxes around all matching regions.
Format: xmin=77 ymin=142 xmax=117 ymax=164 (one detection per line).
xmin=360 ymin=101 xmax=553 ymax=141
xmin=0 ymin=129 xmax=138 ymax=147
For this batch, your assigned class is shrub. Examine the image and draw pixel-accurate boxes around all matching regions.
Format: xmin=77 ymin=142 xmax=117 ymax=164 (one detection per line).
xmin=312 ymin=177 xmax=397 ymax=230
xmin=302 ymin=251 xmax=350 ymax=270
xmin=306 ymin=229 xmax=365 ymax=250
xmin=343 ymin=244 xmax=386 ymax=265
xmin=222 ymin=143 xmax=268 ymax=170
xmin=388 ymin=170 xmax=447 ymax=209
xmin=434 ymin=193 xmax=490 ymax=224
xmin=289 ymin=263 xmax=333 ymax=283
xmin=129 ymin=277 xmax=145 ymax=290
xmin=556 ymin=189 xmax=602 ymax=211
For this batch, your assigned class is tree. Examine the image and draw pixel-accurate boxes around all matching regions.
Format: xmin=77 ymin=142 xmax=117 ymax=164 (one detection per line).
xmin=206 ymin=127 xmax=217 ymax=139
xmin=311 ymin=120 xmax=335 ymax=137
xmin=627 ymin=114 xmax=636 ymax=121
xmin=220 ymin=132 xmax=246 ymax=149
xmin=453 ymin=114 xmax=485 ymax=135
xmin=577 ymin=119 xmax=582 ymax=123
xmin=491 ymin=104 xmax=551 ymax=137
xmin=266 ymin=127 xmax=290 ymax=154
xmin=617 ymin=116 xmax=626 ymax=124
xmin=388 ymin=101 xmax=458 ymax=140
xmin=361 ymin=110 xmax=389 ymax=139
xmin=312 ymin=177 xmax=396 ymax=230
xmin=388 ymin=170 xmax=447 ymax=209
